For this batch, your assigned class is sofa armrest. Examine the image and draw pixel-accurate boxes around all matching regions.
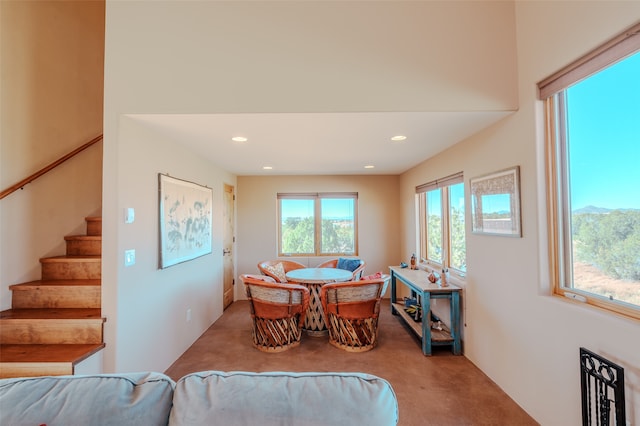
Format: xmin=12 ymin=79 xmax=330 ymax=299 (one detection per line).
xmin=169 ymin=370 xmax=398 ymax=426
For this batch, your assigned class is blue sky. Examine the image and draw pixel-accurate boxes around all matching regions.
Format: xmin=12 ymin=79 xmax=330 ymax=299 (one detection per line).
xmin=480 ymin=194 xmax=511 ymax=214
xmin=566 ymin=51 xmax=640 ymax=210
xmin=281 ymin=199 xmax=354 ymax=219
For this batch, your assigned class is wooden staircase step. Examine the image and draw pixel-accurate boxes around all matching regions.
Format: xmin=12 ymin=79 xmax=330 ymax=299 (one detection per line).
xmin=40 ymin=255 xmax=101 ymax=280
xmin=64 ymin=235 xmax=102 ymax=256
xmin=86 ymin=216 xmax=102 ymax=236
xmin=9 ymin=280 xmax=101 ymax=309
xmin=0 ymin=343 xmax=105 ymax=378
xmin=4 ymin=216 xmax=105 ymax=377
xmin=0 ymin=309 xmax=104 ymax=344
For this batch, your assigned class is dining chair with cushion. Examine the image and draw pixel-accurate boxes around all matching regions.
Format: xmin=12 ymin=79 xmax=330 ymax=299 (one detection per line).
xmin=317 ymin=257 xmax=366 ymax=280
xmin=241 ymin=274 xmax=310 ymax=353
xmin=320 ymin=275 xmax=390 ymax=352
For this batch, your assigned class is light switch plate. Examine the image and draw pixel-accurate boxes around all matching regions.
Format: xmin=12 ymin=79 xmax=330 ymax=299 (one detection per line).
xmin=125 ymin=207 xmax=135 ymax=224
xmin=125 ymin=249 xmax=136 ymax=266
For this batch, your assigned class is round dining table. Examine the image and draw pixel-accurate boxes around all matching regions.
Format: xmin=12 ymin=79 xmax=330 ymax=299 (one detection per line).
xmin=285 ymin=268 xmax=353 ymax=336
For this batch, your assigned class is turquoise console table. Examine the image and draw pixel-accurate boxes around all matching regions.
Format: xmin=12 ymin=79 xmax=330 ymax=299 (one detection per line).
xmin=389 ymin=266 xmax=462 ymax=356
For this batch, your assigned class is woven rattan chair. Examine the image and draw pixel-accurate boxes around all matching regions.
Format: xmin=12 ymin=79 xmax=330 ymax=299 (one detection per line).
xmin=257 ymin=260 xmax=306 ymax=282
xmin=320 ymin=275 xmax=390 ymax=352
xmin=317 ymin=258 xmax=366 ymax=280
xmin=241 ymin=274 xmax=310 ymax=353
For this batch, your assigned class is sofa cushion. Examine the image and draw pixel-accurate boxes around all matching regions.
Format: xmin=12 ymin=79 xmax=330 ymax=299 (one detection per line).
xmin=362 ymin=271 xmax=383 ymax=280
xmin=243 ymin=274 xmax=277 ymax=283
xmin=0 ymin=372 xmax=175 ymax=426
xmin=169 ymin=370 xmax=398 ymax=426
xmin=262 ymin=262 xmax=287 ymax=282
xmin=337 ymin=257 xmax=361 ymax=272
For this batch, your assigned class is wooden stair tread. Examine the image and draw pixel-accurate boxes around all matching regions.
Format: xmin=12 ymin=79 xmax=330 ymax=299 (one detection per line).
xmin=40 ymin=255 xmax=101 ymax=262
xmin=10 ymin=279 xmax=101 ymax=289
xmin=0 ymin=344 xmax=105 ymax=363
xmin=64 ymin=235 xmax=101 ymax=241
xmin=0 ymin=308 xmax=104 ymax=321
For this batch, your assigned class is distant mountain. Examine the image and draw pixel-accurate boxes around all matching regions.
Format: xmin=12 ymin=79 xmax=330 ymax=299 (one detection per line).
xmin=573 ymin=205 xmax=612 ymax=214
xmin=573 ymin=205 xmax=640 ymax=214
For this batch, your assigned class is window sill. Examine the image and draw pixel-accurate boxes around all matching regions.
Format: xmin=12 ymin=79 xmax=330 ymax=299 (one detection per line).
xmin=554 ymin=289 xmax=640 ymax=322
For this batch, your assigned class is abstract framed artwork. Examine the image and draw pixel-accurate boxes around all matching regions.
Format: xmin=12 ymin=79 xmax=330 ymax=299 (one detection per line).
xmin=158 ymin=173 xmax=213 ymax=268
xmin=470 ymin=166 xmax=522 ymax=237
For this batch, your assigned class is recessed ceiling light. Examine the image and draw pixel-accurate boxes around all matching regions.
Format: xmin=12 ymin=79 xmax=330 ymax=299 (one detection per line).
xmin=263 ymin=166 xmax=273 ymax=170
xmin=232 ymin=136 xmax=248 ymax=142
xmin=364 ymin=165 xmax=375 ymax=169
xmin=391 ymin=135 xmax=407 ymax=141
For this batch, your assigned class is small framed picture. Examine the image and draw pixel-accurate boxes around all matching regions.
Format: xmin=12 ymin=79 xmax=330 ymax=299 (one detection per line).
xmin=470 ymin=166 xmax=521 ymax=237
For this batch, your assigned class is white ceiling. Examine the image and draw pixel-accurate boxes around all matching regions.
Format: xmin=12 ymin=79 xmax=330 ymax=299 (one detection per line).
xmin=132 ymin=111 xmax=511 ymax=176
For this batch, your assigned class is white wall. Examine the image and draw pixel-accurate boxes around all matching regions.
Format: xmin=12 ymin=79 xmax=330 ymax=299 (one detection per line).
xmin=101 ymin=116 xmax=235 ymax=373
xmin=236 ymin=175 xmax=401 ymax=301
xmin=398 ymin=2 xmax=640 ymax=424
xmin=104 ymin=0 xmax=516 ymax=114
xmin=0 ymin=0 xmax=104 ymax=311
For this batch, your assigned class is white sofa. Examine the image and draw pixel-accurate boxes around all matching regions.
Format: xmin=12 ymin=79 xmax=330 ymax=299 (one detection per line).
xmin=0 ymin=370 xmax=399 ymax=425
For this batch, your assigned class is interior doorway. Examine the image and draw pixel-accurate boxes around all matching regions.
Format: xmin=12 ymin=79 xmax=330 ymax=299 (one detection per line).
xmin=222 ymin=184 xmax=235 ymax=309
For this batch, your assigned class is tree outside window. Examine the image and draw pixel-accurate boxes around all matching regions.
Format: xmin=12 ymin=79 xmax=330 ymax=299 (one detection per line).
xmin=417 ymin=174 xmax=466 ymax=275
xmin=278 ymin=193 xmax=357 ymax=256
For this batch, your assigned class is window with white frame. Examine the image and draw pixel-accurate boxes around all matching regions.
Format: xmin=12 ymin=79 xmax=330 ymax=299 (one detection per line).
xmin=277 ymin=193 xmax=358 ymax=256
xmin=416 ymin=172 xmax=466 ymax=276
xmin=539 ymin=23 xmax=640 ymax=319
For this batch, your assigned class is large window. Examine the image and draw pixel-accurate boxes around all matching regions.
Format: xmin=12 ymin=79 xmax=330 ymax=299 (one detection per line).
xmin=417 ymin=172 xmax=466 ymax=276
xmin=278 ymin=193 xmax=357 ymax=256
xmin=539 ymin=23 xmax=640 ymax=319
